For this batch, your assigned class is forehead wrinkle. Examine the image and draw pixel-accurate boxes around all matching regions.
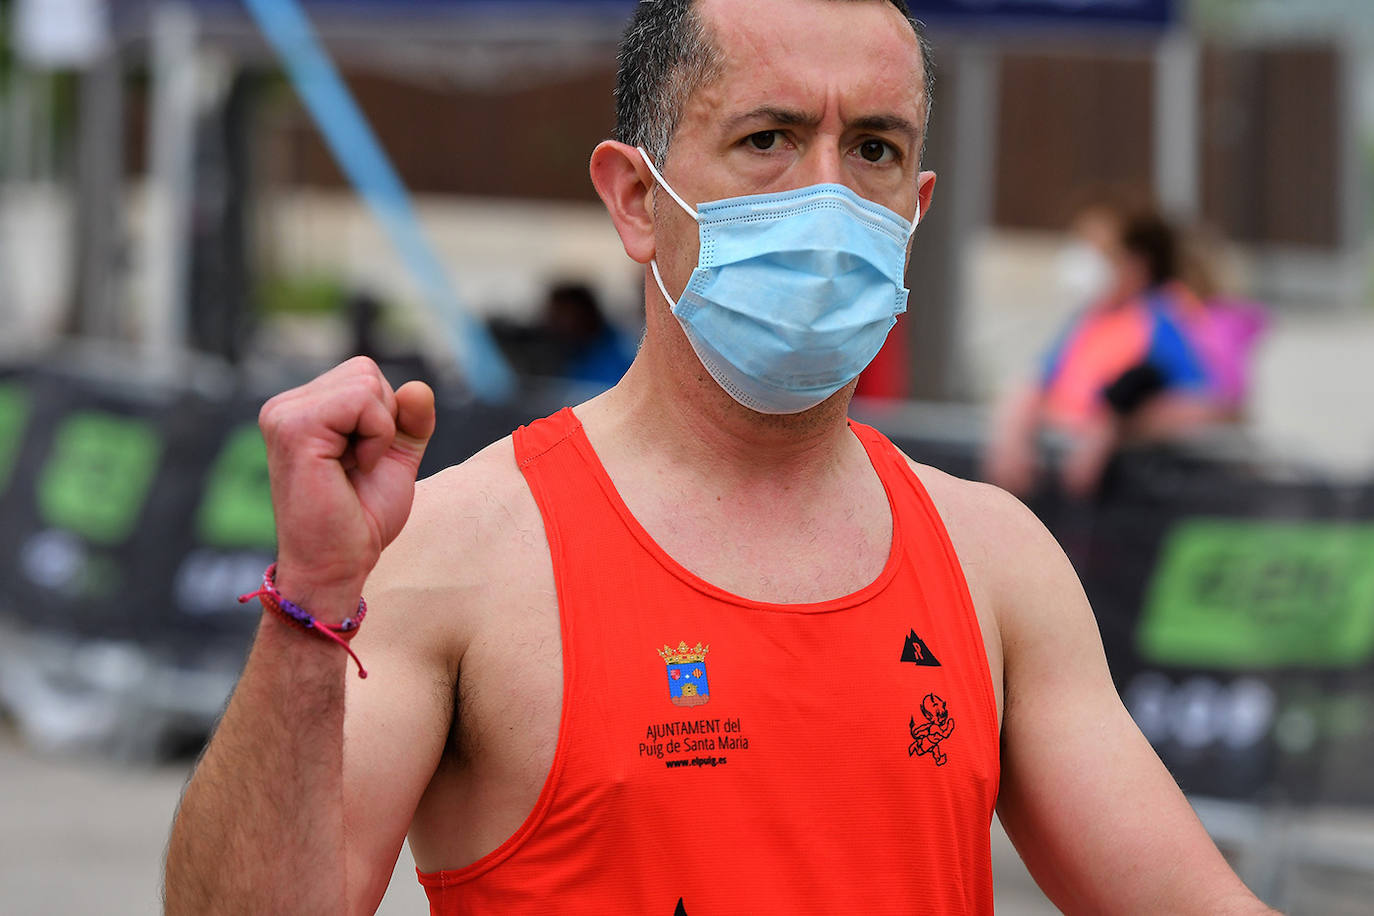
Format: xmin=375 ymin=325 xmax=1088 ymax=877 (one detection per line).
xmin=688 ymin=0 xmax=930 ymax=145
xmin=721 ymin=105 xmax=820 ymax=133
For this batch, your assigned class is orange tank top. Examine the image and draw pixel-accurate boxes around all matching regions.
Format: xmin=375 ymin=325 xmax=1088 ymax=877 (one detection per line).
xmin=418 ymin=408 xmax=1000 ymax=914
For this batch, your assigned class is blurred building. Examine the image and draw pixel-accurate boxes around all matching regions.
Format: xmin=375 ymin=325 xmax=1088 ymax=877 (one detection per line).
xmin=0 ymin=0 xmax=1370 ymax=399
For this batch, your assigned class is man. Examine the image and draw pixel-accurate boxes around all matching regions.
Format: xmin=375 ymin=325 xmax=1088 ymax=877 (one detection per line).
xmin=165 ymin=1 xmax=1277 ymax=913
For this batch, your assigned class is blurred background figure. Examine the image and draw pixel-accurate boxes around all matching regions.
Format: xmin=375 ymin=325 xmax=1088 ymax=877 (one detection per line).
xmin=1176 ymin=223 xmax=1270 ymax=418
xmin=540 ymin=281 xmax=636 ymax=386
xmin=489 ymin=281 xmax=637 ymax=387
xmin=984 ymin=202 xmax=1268 ymax=497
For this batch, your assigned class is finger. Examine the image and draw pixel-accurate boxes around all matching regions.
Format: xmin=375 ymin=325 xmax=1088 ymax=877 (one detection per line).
xmin=343 ymin=359 xmax=399 ymax=427
xmin=350 ymin=392 xmax=398 ymax=473
xmin=329 ymin=354 xmax=387 ymax=384
xmin=393 ymin=381 xmax=436 ymax=454
xmin=294 ymin=380 xmax=392 ymax=451
xmin=260 ymin=360 xmax=402 ymax=474
xmin=276 ymin=355 xmax=384 ymax=409
xmin=302 ymin=356 xmax=397 ymax=422
xmin=372 ymin=364 xmax=399 ymax=424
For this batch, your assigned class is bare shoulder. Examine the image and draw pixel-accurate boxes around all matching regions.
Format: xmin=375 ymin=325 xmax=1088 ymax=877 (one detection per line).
xmin=898 ymin=456 xmax=1067 ymax=603
xmin=894 ymin=454 xmax=1088 ymax=702
xmin=903 ymin=460 xmax=1039 ymax=551
xmin=395 ymin=436 xmax=539 ymax=564
xmin=363 ymin=434 xmax=549 ymax=668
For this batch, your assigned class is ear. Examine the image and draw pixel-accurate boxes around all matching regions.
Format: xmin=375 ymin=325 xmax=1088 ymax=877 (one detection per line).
xmin=590 ymin=140 xmax=657 ymax=264
xmin=916 ymin=170 xmax=937 ymax=224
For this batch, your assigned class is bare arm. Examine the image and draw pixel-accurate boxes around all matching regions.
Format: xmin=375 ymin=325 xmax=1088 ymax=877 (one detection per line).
xmin=165 ymin=608 xmax=353 ymax=913
xmin=164 ymin=358 xmax=450 ymax=915
xmin=988 ymin=490 xmax=1277 ymax=914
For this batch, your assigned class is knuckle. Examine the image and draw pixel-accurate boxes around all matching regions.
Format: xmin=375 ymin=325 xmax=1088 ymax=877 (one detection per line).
xmin=350 ymin=373 xmax=388 ymax=406
xmin=258 ymin=398 xmax=283 ymax=435
xmin=343 ymin=376 xmax=379 ymax=405
xmin=259 ymin=396 xmax=313 ymax=443
xmin=346 ymin=354 xmax=380 ymax=377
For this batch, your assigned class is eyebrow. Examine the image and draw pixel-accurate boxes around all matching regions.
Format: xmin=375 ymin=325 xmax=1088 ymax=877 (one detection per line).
xmin=722 ymin=106 xmax=818 ymax=133
xmin=850 ymin=114 xmax=921 ymax=145
xmin=722 ymin=106 xmax=922 ymax=146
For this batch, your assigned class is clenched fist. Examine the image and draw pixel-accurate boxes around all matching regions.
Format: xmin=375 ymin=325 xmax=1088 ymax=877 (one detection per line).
xmin=257 ymin=357 xmax=436 ymax=619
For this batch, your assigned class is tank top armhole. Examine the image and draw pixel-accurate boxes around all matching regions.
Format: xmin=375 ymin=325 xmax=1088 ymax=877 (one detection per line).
xmin=849 ymin=419 xmax=1002 ymax=784
xmin=416 ymin=412 xmax=581 ymax=889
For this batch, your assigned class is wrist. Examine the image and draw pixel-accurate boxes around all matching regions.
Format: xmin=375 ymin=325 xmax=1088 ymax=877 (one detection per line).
xmin=270 ymin=565 xmax=366 ymax=624
xmin=239 ymin=563 xmax=370 ymax=678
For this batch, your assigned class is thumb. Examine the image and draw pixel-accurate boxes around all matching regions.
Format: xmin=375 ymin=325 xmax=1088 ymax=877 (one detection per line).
xmin=391 ymin=380 xmax=436 ymax=466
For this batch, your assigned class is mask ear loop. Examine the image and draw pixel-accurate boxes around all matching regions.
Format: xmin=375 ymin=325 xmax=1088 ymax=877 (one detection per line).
xmin=636 ymin=146 xmax=700 ymax=221
xmin=637 ymin=146 xmax=701 ymax=307
xmin=649 ymin=260 xmax=679 ymax=308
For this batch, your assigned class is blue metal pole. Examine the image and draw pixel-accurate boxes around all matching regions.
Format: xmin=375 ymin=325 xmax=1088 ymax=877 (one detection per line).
xmin=241 ymin=0 xmax=515 ymax=401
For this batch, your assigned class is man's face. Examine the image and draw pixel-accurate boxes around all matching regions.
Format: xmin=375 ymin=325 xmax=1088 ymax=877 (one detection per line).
xmin=652 ymin=0 xmax=930 ymax=288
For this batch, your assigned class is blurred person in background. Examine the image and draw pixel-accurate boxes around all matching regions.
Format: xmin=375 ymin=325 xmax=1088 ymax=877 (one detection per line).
xmin=165 ymin=1 xmax=1277 ymax=913
xmin=541 ymin=281 xmax=637 ymax=386
xmin=488 ymin=282 xmax=636 ymax=385
xmin=985 ymin=202 xmax=1263 ymax=497
xmin=1176 ymin=223 xmax=1270 ymax=418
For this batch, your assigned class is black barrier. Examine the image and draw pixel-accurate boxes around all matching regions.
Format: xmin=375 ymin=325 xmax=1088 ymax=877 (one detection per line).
xmin=1058 ymin=461 xmax=1374 ymax=806
xmin=0 ymin=359 xmax=561 ymax=756
xmin=1 ymin=360 xmax=1372 ymax=796
xmin=0 ymin=363 xmax=554 ymax=659
xmin=0 ymin=370 xmax=180 ymax=638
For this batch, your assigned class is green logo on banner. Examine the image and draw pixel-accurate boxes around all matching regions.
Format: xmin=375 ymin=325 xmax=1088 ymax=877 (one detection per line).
xmin=37 ymin=411 xmax=163 ymax=545
xmin=1139 ymin=519 xmax=1374 ymax=669
xmin=196 ymin=423 xmax=276 ymax=548
xmin=0 ymin=382 xmax=32 ymax=496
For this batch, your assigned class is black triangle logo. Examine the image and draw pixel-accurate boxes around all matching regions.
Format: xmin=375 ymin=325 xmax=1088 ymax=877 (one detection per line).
xmin=674 ymin=898 xmax=689 ymax=916
xmin=900 ymin=628 xmax=941 ymax=666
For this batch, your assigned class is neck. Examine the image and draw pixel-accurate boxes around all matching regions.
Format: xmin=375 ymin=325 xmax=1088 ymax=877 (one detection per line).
xmin=584 ymin=307 xmax=859 ymax=485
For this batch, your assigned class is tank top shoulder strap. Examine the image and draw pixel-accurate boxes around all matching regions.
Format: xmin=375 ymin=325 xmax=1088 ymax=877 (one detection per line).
xmin=513 ymin=406 xmax=583 ymax=468
xmin=847 ymin=418 xmax=942 ymax=511
xmin=848 ymin=418 xmax=906 ymax=475
xmin=848 ymin=416 xmax=968 ymax=587
xmin=511 ymin=407 xmax=604 ymax=586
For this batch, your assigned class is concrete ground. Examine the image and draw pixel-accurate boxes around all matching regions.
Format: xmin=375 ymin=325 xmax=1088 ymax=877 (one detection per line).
xmin=0 ymin=721 xmax=1058 ymax=915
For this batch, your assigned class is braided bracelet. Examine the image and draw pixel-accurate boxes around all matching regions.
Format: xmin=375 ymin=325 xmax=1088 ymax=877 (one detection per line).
xmin=238 ymin=563 xmax=368 ymax=678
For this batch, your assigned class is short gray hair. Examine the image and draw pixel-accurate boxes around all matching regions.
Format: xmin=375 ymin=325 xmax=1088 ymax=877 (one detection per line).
xmin=613 ymin=0 xmax=935 ymax=167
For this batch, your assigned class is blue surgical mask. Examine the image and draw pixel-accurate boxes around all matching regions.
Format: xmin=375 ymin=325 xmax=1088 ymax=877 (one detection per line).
xmin=639 ymin=146 xmax=918 ymax=414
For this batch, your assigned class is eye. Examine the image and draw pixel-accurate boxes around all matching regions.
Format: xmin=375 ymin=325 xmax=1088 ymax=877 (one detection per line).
xmin=748 ymin=130 xmax=779 ymax=151
xmin=857 ymin=139 xmax=892 ymax=163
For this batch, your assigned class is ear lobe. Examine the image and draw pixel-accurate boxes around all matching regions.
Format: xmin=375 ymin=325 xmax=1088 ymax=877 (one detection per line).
xmin=590 ymin=140 xmax=657 ymax=264
xmin=916 ymin=170 xmax=937 ymax=223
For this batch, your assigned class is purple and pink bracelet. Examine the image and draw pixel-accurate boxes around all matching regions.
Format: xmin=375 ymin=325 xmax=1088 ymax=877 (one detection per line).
xmin=239 ymin=563 xmax=369 ymax=678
